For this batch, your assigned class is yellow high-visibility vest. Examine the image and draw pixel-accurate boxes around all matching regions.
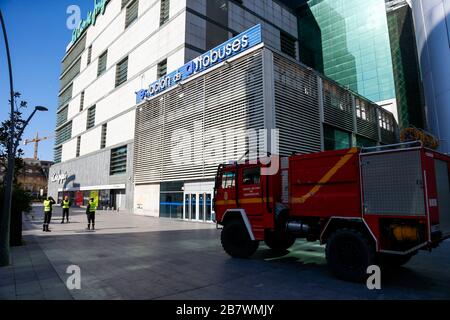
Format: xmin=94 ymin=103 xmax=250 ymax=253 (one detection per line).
xmin=88 ymin=202 xmax=97 ymax=213
xmin=63 ymin=200 xmax=70 ymax=209
xmin=43 ymin=200 xmax=51 ymax=212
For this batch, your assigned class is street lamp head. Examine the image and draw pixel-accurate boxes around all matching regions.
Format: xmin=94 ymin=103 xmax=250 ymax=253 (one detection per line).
xmin=35 ymin=106 xmax=48 ymax=112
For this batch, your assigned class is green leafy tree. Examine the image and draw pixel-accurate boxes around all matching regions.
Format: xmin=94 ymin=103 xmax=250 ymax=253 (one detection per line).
xmin=0 ymin=92 xmax=33 ymax=246
xmin=0 ymin=92 xmax=27 ymax=184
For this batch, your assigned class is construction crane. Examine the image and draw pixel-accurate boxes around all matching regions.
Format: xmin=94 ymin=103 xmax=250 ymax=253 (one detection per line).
xmin=24 ymin=132 xmax=54 ymax=160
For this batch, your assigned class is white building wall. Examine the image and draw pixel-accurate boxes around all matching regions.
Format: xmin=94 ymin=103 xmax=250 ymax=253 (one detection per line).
xmin=134 ymin=184 xmax=160 ymax=217
xmin=80 ymin=127 xmax=102 ymax=156
xmin=66 ymin=94 xmax=81 ymax=120
xmin=72 ymin=111 xmax=88 ymax=137
xmin=59 ymin=0 xmax=188 ymax=163
xmin=107 ymin=111 xmax=136 ymax=148
xmin=61 ymin=138 xmax=78 ymax=162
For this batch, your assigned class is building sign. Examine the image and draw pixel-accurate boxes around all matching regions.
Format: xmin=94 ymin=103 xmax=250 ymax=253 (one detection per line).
xmin=135 ymin=24 xmax=263 ymax=103
xmin=72 ymin=0 xmax=109 ymax=44
xmin=51 ymin=172 xmax=68 ymax=184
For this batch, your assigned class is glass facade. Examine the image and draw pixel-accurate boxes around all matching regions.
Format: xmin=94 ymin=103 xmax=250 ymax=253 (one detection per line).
xmin=386 ymin=3 xmax=425 ymax=129
xmin=323 ymin=125 xmax=352 ymax=151
xmin=58 ymin=189 xmax=125 ymax=209
xmin=298 ymin=0 xmax=396 ymax=103
xmin=160 ymin=182 xmax=184 ymax=219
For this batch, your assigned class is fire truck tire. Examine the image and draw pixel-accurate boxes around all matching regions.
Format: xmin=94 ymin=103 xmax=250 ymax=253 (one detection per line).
xmin=221 ymin=219 xmax=259 ymax=258
xmin=378 ymin=253 xmax=414 ymax=268
xmin=264 ymin=230 xmax=296 ymax=252
xmin=326 ymin=228 xmax=375 ymax=282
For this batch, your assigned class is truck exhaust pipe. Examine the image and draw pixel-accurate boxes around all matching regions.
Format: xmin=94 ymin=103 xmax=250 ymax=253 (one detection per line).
xmin=286 ymin=221 xmax=310 ymax=236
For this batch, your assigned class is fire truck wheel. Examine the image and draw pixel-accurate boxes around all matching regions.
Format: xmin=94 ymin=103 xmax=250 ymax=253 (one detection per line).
xmin=264 ymin=230 xmax=296 ymax=252
xmin=378 ymin=253 xmax=414 ymax=268
xmin=221 ymin=219 xmax=259 ymax=259
xmin=326 ymin=228 xmax=375 ymax=282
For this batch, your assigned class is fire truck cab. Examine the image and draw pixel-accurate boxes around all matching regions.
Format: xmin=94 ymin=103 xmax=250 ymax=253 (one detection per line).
xmin=213 ymin=142 xmax=450 ymax=282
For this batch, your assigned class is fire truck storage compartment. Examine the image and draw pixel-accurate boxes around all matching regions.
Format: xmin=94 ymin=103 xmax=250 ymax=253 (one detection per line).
xmin=361 ymin=150 xmax=425 ymax=216
xmin=435 ymin=159 xmax=450 ymax=234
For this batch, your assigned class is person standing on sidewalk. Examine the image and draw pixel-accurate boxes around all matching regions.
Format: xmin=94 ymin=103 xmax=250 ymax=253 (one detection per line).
xmin=43 ymin=196 xmax=56 ymax=232
xmin=61 ymin=196 xmax=72 ymax=224
xmin=86 ymin=198 xmax=97 ymax=231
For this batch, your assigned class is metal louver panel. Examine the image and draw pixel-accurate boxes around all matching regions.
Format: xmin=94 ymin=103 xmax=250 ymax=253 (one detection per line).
xmin=56 ymin=106 xmax=69 ymax=128
xmin=58 ymin=84 xmax=73 ymax=109
xmin=98 ymin=51 xmax=108 ymax=76
xmin=160 ymin=0 xmax=170 ymax=26
xmin=125 ymin=0 xmax=139 ymax=28
xmin=54 ymin=146 xmax=62 ymax=164
xmin=356 ymin=101 xmax=378 ymax=140
xmin=322 ymin=80 xmax=354 ymax=132
xmin=115 ymin=57 xmax=128 ymax=87
xmin=134 ymin=49 xmax=265 ymax=184
xmin=61 ymin=34 xmax=86 ymax=74
xmin=55 ymin=121 xmax=72 ymax=146
xmin=273 ymin=53 xmax=322 ymax=155
xmin=86 ymin=106 xmax=96 ymax=130
xmin=60 ymin=58 xmax=81 ymax=91
xmin=361 ymin=150 xmax=425 ymax=215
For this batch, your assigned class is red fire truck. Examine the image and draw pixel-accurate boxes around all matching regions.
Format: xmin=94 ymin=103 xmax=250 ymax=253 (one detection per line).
xmin=213 ymin=142 xmax=450 ymax=282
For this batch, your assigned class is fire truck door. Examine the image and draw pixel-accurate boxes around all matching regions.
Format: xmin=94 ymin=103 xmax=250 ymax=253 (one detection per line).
xmin=239 ymin=166 xmax=265 ymax=216
xmin=216 ymin=170 xmax=237 ymax=207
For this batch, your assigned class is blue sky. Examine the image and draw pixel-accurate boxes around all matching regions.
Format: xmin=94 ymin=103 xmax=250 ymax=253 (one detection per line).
xmin=0 ymin=0 xmax=92 ymax=161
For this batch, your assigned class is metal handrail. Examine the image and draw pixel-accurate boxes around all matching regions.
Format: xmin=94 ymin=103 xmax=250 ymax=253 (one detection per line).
xmin=360 ymin=141 xmax=423 ymax=154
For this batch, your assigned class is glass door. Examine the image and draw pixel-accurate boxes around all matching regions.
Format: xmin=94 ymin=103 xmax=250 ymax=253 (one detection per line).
xmin=184 ymin=194 xmax=190 ymax=220
xmin=190 ymin=194 xmax=197 ymax=220
xmin=184 ymin=192 xmax=214 ymax=222
xmin=205 ymin=194 xmax=213 ymax=222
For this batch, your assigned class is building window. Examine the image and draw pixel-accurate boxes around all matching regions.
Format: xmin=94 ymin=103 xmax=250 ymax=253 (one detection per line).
xmin=101 ymin=124 xmax=107 ymax=149
xmin=125 ymin=0 xmax=139 ymax=29
xmin=280 ymin=31 xmax=297 ymax=59
xmin=80 ymin=91 xmax=85 ymax=112
xmin=86 ymin=105 xmax=96 ymax=130
xmin=87 ymin=45 xmax=92 ymax=65
xmin=76 ymin=136 xmax=81 ymax=158
xmin=97 ymin=50 xmax=108 ymax=77
xmin=121 ymin=0 xmax=130 ymax=8
xmin=54 ymin=146 xmax=62 ymax=164
xmin=160 ymin=182 xmax=184 ymax=219
xmin=160 ymin=0 xmax=170 ymax=26
xmin=323 ymin=125 xmax=351 ymax=151
xmin=110 ymin=146 xmax=128 ymax=176
xmin=356 ymin=135 xmax=377 ymax=148
xmin=157 ymin=59 xmax=167 ymax=78
xmin=56 ymin=105 xmax=68 ymax=127
xmin=379 ymin=112 xmax=394 ymax=132
xmin=356 ymin=99 xmax=368 ymax=120
xmin=55 ymin=121 xmax=72 ymax=146
xmin=115 ymin=57 xmax=128 ymax=87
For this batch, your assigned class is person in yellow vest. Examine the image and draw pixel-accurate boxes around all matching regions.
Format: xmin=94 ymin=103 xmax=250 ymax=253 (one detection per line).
xmin=61 ymin=196 xmax=72 ymax=224
xmin=86 ymin=198 xmax=97 ymax=230
xmin=43 ymin=196 xmax=56 ymax=232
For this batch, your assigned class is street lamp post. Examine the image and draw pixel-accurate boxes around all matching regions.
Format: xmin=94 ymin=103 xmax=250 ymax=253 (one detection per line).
xmin=1 ymin=6 xmax=49 ymax=267
xmin=0 ymin=106 xmax=48 ymax=266
xmin=0 ymin=9 xmax=16 ymax=267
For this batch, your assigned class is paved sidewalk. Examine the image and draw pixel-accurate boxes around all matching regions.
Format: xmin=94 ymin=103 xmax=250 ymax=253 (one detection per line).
xmin=0 ymin=236 xmax=72 ymax=300
xmin=1 ymin=205 xmax=449 ymax=300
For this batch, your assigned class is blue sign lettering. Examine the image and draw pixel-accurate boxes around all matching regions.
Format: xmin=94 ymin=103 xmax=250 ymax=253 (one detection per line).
xmin=136 ymin=24 xmax=262 ymax=103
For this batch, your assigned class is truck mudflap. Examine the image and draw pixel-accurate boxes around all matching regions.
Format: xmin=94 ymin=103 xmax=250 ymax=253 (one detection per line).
xmin=221 ymin=209 xmax=256 ymax=241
